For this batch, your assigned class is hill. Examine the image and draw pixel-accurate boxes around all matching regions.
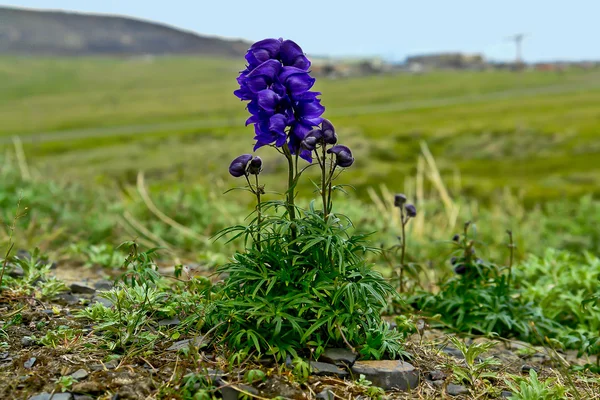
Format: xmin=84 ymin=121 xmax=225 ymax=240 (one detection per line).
xmin=0 ymin=6 xmax=250 ymax=56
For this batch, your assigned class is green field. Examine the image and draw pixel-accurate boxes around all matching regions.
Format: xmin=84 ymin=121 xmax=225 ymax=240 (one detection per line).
xmin=1 ymin=56 xmax=600 ymax=203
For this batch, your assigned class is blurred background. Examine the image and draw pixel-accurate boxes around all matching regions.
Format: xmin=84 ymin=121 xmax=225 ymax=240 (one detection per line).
xmin=1 ymin=0 xmax=599 ymax=265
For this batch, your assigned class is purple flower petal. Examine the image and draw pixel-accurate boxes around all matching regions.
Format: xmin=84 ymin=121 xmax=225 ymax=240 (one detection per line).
xmin=229 ymin=154 xmax=253 ymax=177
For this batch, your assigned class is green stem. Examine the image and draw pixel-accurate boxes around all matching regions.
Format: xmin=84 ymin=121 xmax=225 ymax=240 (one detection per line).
xmin=282 ymin=144 xmax=297 ymax=222
xmin=320 ymin=145 xmax=328 ymax=218
xmin=326 ymin=161 xmax=336 ymax=216
xmin=400 ymin=209 xmax=407 ymax=293
xmin=255 ymin=174 xmax=262 ymax=251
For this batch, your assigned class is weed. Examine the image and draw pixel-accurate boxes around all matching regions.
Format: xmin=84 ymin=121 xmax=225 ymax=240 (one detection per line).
xmin=505 ymin=369 xmax=566 ymax=400
xmin=447 ymin=336 xmax=500 ymax=387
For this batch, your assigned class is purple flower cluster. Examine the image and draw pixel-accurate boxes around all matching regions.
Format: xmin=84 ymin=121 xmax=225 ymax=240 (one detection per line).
xmin=234 ymin=38 xmax=325 ymax=161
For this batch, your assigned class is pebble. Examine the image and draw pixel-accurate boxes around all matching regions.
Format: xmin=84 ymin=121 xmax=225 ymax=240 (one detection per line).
xmin=521 ymin=365 xmax=539 ymax=373
xmin=94 ymin=280 xmax=113 ymax=290
xmin=70 ymin=283 xmax=96 ymax=294
xmin=166 ymin=336 xmax=205 ymax=351
xmin=309 ymin=361 xmax=349 ymax=377
xmin=501 ymin=391 xmax=513 ymax=398
xmin=158 ymin=318 xmax=180 ymax=327
xmin=92 ymin=296 xmax=113 ymax=308
xmin=221 ymin=384 xmax=258 ymax=400
xmin=24 ymin=357 xmax=37 ymax=369
xmin=70 ymin=368 xmax=89 ymax=380
xmin=21 ymin=336 xmax=35 ymax=347
xmin=447 ymin=384 xmax=468 ymax=396
xmin=427 ymin=370 xmax=446 ymax=381
xmin=351 ymin=360 xmax=419 ymax=391
xmin=316 ymin=388 xmax=335 ymax=400
xmin=29 ymin=393 xmax=73 ymax=400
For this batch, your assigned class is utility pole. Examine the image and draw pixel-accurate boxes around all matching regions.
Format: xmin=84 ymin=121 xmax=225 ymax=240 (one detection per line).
xmin=506 ymin=33 xmax=527 ymax=68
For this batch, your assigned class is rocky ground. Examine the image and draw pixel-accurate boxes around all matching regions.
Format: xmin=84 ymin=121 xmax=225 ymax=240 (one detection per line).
xmin=1 ymin=262 xmax=599 ymax=400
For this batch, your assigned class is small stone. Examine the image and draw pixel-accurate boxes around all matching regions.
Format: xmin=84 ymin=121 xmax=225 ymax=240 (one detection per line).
xmin=70 ymin=368 xmax=89 ymax=380
xmin=21 ymin=336 xmax=35 ymax=347
xmin=310 ymin=361 xmax=348 ymax=377
xmin=501 ymin=391 xmax=513 ymax=398
xmin=94 ymin=280 xmax=113 ymax=290
xmin=521 ymin=365 xmax=539 ymax=373
xmin=158 ymin=318 xmax=180 ymax=327
xmin=316 ymin=388 xmax=335 ymax=400
xmin=351 ymin=360 xmax=419 ymax=391
xmin=447 ymin=384 xmax=468 ymax=396
xmin=24 ymin=357 xmax=37 ymax=369
xmin=427 ymin=370 xmax=446 ymax=381
xmin=0 ymin=352 xmax=9 ymax=360
xmin=166 ymin=336 xmax=205 ymax=351
xmin=70 ymin=283 xmax=96 ymax=294
xmin=29 ymin=393 xmax=73 ymax=400
xmin=438 ymin=345 xmax=465 ymax=360
xmin=8 ymin=266 xmax=24 ymax=278
xmin=221 ymin=384 xmax=258 ymax=400
xmin=92 ymin=296 xmax=113 ymax=308
xmin=56 ymin=293 xmax=80 ymax=305
xmin=320 ymin=348 xmax=357 ymax=366
xmin=74 ymin=396 xmax=94 ymax=400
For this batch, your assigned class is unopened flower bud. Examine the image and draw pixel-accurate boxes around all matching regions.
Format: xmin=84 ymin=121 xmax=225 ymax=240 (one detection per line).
xmin=450 ymin=256 xmax=458 ymax=265
xmin=394 ymin=194 xmax=407 ymax=207
xmin=452 ymin=234 xmax=460 ymax=242
xmin=321 ymin=119 xmax=337 ymax=144
xmin=327 ymin=145 xmax=354 ymax=168
xmin=301 ymin=129 xmax=323 ymax=151
xmin=228 ymin=154 xmax=253 ymax=177
xmin=248 ymin=156 xmax=263 ymax=175
xmin=454 ymin=264 xmax=467 ymax=275
xmin=405 ymin=204 xmax=417 ymax=218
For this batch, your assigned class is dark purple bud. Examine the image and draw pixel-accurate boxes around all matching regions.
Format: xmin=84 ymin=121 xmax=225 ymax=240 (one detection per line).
xmin=301 ymin=128 xmax=323 ymax=151
xmin=321 ymin=119 xmax=337 ymax=144
xmin=450 ymin=256 xmax=458 ymax=265
xmin=327 ymin=145 xmax=354 ymax=168
xmin=405 ymin=204 xmax=417 ymax=218
xmin=248 ymin=156 xmax=263 ymax=175
xmin=452 ymin=234 xmax=460 ymax=242
xmin=394 ymin=194 xmax=407 ymax=207
xmin=229 ymin=154 xmax=252 ymax=177
xmin=454 ymin=264 xmax=467 ymax=275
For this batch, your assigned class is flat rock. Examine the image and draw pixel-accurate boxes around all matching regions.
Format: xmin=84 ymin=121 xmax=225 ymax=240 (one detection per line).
xmin=70 ymin=368 xmax=89 ymax=380
xmin=351 ymin=360 xmax=419 ymax=391
xmin=70 ymin=283 xmax=96 ymax=294
xmin=438 ymin=345 xmax=465 ymax=360
xmin=29 ymin=393 xmax=73 ymax=400
xmin=309 ymin=361 xmax=348 ymax=377
xmin=320 ymin=348 xmax=357 ymax=366
xmin=501 ymin=391 xmax=513 ymax=398
xmin=447 ymin=384 xmax=468 ymax=396
xmin=21 ymin=336 xmax=35 ymax=347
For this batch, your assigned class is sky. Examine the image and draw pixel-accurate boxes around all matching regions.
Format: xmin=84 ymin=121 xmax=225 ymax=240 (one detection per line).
xmin=3 ymin=0 xmax=599 ymax=62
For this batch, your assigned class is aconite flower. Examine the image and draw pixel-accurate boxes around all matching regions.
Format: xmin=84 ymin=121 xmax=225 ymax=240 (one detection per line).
xmin=234 ymin=38 xmax=324 ymax=161
xmin=301 ymin=128 xmax=323 ymax=151
xmin=247 ymin=156 xmax=263 ymax=175
xmin=405 ymin=204 xmax=417 ymax=218
xmin=229 ymin=154 xmax=253 ymax=177
xmin=327 ymin=145 xmax=354 ymax=168
xmin=394 ymin=194 xmax=407 ymax=207
xmin=321 ymin=119 xmax=337 ymax=144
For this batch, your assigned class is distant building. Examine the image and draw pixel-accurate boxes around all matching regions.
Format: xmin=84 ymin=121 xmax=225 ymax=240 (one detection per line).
xmin=405 ymin=53 xmax=486 ymax=70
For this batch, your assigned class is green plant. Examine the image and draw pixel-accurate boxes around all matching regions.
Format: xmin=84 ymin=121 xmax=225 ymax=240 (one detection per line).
xmin=1 ymin=248 xmax=67 ymax=298
xmin=55 ymin=375 xmax=76 ymax=392
xmin=415 ymin=224 xmax=557 ymax=341
xmin=355 ymin=374 xmax=385 ymax=399
xmin=36 ymin=325 xmax=82 ymax=349
xmin=447 ymin=336 xmax=500 ymax=388
xmin=211 ymin=43 xmax=404 ymax=362
xmin=505 ymin=369 xmax=566 ymax=400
